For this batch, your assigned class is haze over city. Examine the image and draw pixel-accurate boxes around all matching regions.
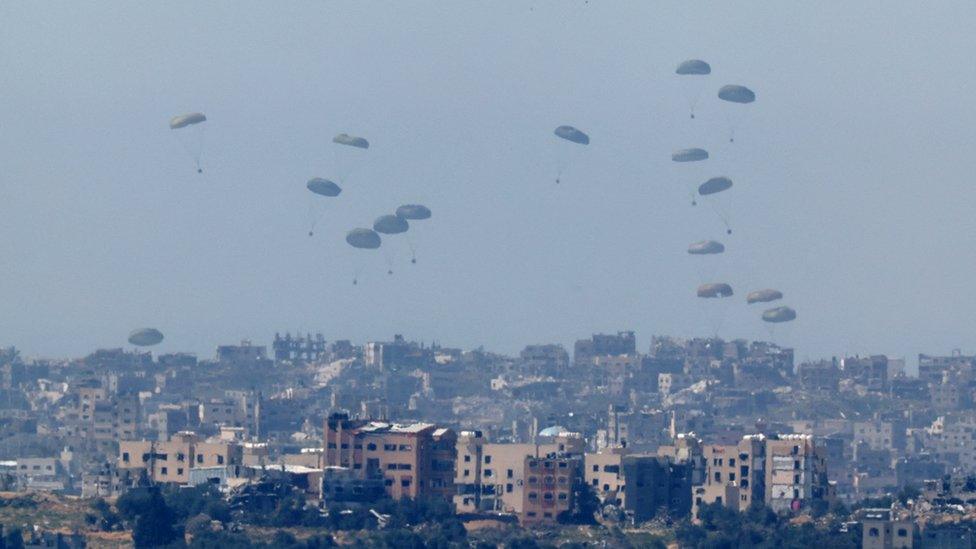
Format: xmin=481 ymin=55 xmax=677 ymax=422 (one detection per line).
xmin=3 ymin=2 xmax=975 ymax=365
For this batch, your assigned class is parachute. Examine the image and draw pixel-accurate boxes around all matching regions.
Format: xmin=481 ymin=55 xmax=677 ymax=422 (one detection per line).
xmin=345 ymin=228 xmax=382 ymax=284
xmin=307 ymin=178 xmax=341 ymax=197
xmin=169 ymin=113 xmax=206 ymax=129
xmin=333 ymin=133 xmax=369 ymax=149
xmin=718 ymin=85 xmax=756 ymax=104
xmin=373 ymin=214 xmax=409 ymax=235
xmin=688 ymin=240 xmax=725 ymax=255
xmin=697 ymin=283 xmax=733 ymax=298
xmin=552 ymin=126 xmax=589 ymax=183
xmin=128 ymin=328 xmax=164 ymax=347
xmin=169 ymin=112 xmax=207 ymax=173
xmin=697 ymin=177 xmax=734 ymax=233
xmin=672 ymin=148 xmax=709 ymax=163
xmin=345 ymin=228 xmax=381 ymax=249
xmin=762 ymin=306 xmax=796 ymax=323
xmin=676 ymin=59 xmax=711 ymax=75
xmin=698 ymin=176 xmax=733 ymax=196
xmin=395 ymin=204 xmax=432 ymax=220
xmin=305 ymin=178 xmax=342 ymax=236
xmin=675 ymin=60 xmax=711 ymax=118
xmin=332 ymin=133 xmax=369 ymax=183
xmin=373 ymin=215 xmax=410 ymax=274
xmin=747 ymin=289 xmax=783 ymax=304
xmin=553 ymin=125 xmax=590 ymax=145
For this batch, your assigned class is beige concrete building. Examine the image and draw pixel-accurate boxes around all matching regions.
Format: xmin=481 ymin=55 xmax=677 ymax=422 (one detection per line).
xmin=118 ymin=431 xmax=243 ymax=486
xmin=322 ymin=413 xmax=456 ymax=501
xmin=585 ymin=447 xmax=628 ymax=507
xmin=454 ymin=430 xmax=584 ymax=524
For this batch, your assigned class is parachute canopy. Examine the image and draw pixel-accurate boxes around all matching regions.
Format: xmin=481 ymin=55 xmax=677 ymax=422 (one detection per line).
xmin=373 ymin=214 xmax=409 ymax=235
xmin=747 ymin=289 xmax=784 ymax=304
xmin=697 ymin=283 xmax=733 ymax=298
xmin=762 ymin=306 xmax=797 ymax=323
xmin=395 ymin=204 xmax=432 ymax=221
xmin=699 ymin=176 xmax=733 ymax=196
xmin=169 ymin=112 xmax=206 ymax=129
xmin=346 ymin=228 xmax=381 ymax=249
xmin=554 ymin=125 xmax=590 ymax=145
xmin=306 ymin=178 xmax=342 ymax=197
xmin=688 ymin=240 xmax=725 ymax=255
xmin=128 ymin=328 xmax=164 ymax=347
xmin=333 ymin=133 xmax=369 ymax=149
xmin=676 ymin=59 xmax=711 ymax=75
xmin=718 ymin=85 xmax=756 ymax=104
xmin=672 ymin=148 xmax=709 ymax=163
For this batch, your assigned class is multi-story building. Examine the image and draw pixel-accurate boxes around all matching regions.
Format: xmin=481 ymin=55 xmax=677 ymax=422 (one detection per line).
xmin=860 ymin=508 xmax=914 ymax=549
xmin=520 ymin=453 xmax=582 ymax=525
xmin=692 ymin=434 xmax=829 ymax=517
xmin=454 ymin=430 xmax=585 ymax=523
xmin=321 ymin=413 xmax=456 ymax=501
xmin=764 ymin=434 xmax=830 ymax=513
xmin=574 ymin=332 xmax=636 ymax=368
xmin=585 ymin=447 xmax=691 ymax=522
xmin=693 ymin=435 xmax=767 ymax=518
xmin=117 ymin=431 xmax=243 ymax=487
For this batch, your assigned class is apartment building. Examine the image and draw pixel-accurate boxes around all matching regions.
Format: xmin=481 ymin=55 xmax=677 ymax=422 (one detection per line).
xmin=585 ymin=447 xmax=692 ymax=522
xmin=691 ymin=434 xmax=829 ymax=517
xmin=764 ymin=434 xmax=830 ymax=513
xmin=321 ymin=413 xmax=456 ymax=501
xmin=454 ymin=430 xmax=585 ymax=523
xmin=117 ymin=431 xmax=243 ymax=486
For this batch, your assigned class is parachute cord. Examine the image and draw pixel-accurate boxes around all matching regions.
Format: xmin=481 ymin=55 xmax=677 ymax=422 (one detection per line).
xmin=406 ymin=234 xmax=417 ymax=263
xmin=707 ymin=200 xmax=732 ymax=235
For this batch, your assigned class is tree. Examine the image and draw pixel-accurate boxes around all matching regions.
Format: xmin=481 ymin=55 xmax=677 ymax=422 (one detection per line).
xmin=132 ymin=487 xmax=180 ymax=548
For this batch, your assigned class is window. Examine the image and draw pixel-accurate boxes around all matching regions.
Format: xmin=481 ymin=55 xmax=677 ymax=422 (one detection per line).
xmin=869 ymin=528 xmax=879 ymax=537
xmin=603 ymin=465 xmax=619 ymax=474
xmin=729 ymin=473 xmax=736 ymax=481
xmin=384 ymin=444 xmax=396 ymax=451
xmin=897 ymin=529 xmax=908 ymax=537
xmin=177 ymin=468 xmax=184 ymax=475
xmin=399 ymin=444 xmax=412 ymax=451
xmin=354 ymin=444 xmax=363 ymax=449
xmin=217 ymin=455 xmax=224 ymax=465
xmin=123 ymin=452 xmax=130 ymax=463
xmin=485 ymin=455 xmax=492 ymax=464
xmin=384 ymin=479 xmax=393 ymax=486
xmin=506 ymin=484 xmax=513 ymax=493
xmin=387 ymin=463 xmax=397 ymax=470
xmin=592 ymin=465 xmax=599 ymax=472
xmin=714 ymin=472 xmax=721 ymax=482
xmin=729 ymin=458 xmax=735 ymax=467
xmin=401 ymin=479 xmax=411 ymax=488
xmin=592 ymin=479 xmax=598 ymax=486
xmin=603 ymin=484 xmax=610 ymax=491
xmin=544 ymin=512 xmax=552 ymax=518
xmin=327 ymin=442 xmax=337 ymax=449
xmin=197 ymin=454 xmax=204 ymax=464
xmin=528 ymin=492 xmax=538 ymax=500
xmin=528 ymin=476 xmax=537 ymax=484
xmin=464 ymin=455 xmax=471 ymax=463
xmin=353 ymin=463 xmax=362 ymax=469
xmin=558 ymin=493 xmax=568 ymax=500
xmin=161 ymin=467 xmax=168 ymax=475
xmin=484 ymin=469 xmax=493 ymax=477
xmin=463 ymin=469 xmax=470 ymax=477
xmin=544 ymin=493 xmax=553 ymax=500
xmin=397 ymin=464 xmax=412 ymax=470
xmin=341 ymin=443 xmax=349 ymax=449
xmin=367 ymin=443 xmax=377 ymax=451
xmin=558 ymin=461 xmax=567 ymax=468
xmin=507 ymin=469 xmax=514 ymax=478
xmin=177 ymin=453 xmax=185 ymax=462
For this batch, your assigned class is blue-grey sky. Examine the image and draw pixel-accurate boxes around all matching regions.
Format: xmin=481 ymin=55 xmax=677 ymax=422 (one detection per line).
xmin=1 ymin=2 xmax=974 ymax=364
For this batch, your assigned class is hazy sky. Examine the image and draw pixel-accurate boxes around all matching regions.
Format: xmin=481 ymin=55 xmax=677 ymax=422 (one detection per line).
xmin=2 ymin=2 xmax=975 ymax=365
